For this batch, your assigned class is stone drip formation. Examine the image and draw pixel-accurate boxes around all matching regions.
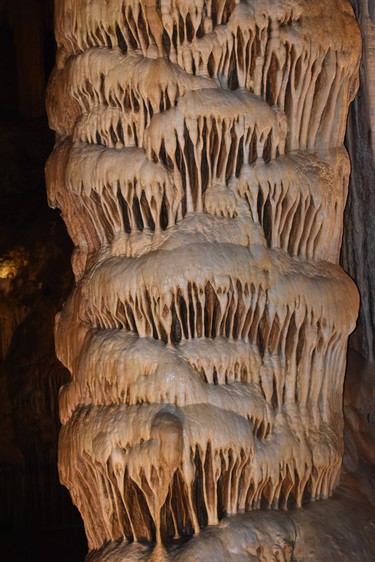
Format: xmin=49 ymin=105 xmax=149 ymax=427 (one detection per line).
xmin=46 ymin=0 xmax=361 ymax=553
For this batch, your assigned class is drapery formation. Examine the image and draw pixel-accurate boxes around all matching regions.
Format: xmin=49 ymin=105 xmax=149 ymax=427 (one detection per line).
xmin=46 ymin=0 xmax=361 ymax=552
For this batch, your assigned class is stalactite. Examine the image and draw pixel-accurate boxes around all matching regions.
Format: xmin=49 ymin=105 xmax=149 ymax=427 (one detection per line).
xmin=47 ymin=0 xmax=361 ymax=556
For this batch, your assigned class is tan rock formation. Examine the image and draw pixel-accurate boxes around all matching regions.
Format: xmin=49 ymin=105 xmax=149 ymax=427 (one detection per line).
xmin=46 ymin=0 xmax=361 ymax=558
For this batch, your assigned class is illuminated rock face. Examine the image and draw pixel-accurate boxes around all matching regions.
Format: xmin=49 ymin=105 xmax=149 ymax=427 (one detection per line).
xmin=46 ymin=0 xmax=361 ymax=553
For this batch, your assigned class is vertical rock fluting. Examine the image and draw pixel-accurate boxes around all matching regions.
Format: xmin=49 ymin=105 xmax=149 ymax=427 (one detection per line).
xmin=342 ymin=0 xmax=375 ymax=362
xmin=46 ymin=0 xmax=361 ymax=554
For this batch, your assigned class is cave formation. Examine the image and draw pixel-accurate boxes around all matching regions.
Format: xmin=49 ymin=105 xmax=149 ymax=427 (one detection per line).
xmin=0 ymin=0 xmax=374 ymax=561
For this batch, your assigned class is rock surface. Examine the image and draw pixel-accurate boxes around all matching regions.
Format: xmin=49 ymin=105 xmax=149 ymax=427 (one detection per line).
xmin=343 ymin=0 xmax=375 ymax=361
xmin=45 ymin=0 xmax=371 ymax=559
xmin=0 ymin=2 xmax=373 ymax=559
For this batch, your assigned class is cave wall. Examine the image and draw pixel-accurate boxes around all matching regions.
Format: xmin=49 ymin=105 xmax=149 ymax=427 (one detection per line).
xmin=343 ymin=0 xmax=375 ymax=362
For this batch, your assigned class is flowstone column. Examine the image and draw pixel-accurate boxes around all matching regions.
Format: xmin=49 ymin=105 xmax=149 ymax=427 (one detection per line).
xmin=46 ymin=0 xmax=361 ymax=558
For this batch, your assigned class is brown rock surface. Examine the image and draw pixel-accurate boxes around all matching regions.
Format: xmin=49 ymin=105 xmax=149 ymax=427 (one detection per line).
xmin=45 ymin=0 xmax=375 ymax=559
xmin=0 ymin=0 xmax=373 ymax=560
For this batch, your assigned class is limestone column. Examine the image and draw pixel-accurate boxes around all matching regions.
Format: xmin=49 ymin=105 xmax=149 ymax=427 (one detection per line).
xmin=46 ymin=0 xmax=361 ymax=558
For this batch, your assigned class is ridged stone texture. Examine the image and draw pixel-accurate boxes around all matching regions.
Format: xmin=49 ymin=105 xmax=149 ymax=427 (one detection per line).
xmin=46 ymin=0 xmax=361 ymax=555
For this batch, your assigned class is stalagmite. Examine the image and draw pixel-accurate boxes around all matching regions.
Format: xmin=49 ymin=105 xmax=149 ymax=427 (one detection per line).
xmin=47 ymin=0 xmax=361 ymax=558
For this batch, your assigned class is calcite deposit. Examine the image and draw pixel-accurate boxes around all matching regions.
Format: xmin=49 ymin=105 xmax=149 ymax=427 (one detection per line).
xmin=46 ymin=0 xmax=361 ymax=557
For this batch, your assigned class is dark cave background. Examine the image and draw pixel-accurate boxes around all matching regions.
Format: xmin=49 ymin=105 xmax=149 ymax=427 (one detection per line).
xmin=0 ymin=1 xmax=373 ymax=561
xmin=0 ymin=1 xmax=86 ymax=560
